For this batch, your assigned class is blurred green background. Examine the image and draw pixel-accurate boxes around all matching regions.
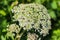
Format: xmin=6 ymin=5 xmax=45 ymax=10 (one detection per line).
xmin=0 ymin=0 xmax=60 ymax=40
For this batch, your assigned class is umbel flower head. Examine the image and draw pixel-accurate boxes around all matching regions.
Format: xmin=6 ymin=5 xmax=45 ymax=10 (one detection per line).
xmin=11 ymin=3 xmax=51 ymax=37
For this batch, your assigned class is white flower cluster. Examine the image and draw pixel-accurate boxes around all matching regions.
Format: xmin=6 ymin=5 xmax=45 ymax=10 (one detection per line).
xmin=11 ymin=3 xmax=51 ymax=37
xmin=7 ymin=24 xmax=20 ymax=33
xmin=27 ymin=33 xmax=38 ymax=40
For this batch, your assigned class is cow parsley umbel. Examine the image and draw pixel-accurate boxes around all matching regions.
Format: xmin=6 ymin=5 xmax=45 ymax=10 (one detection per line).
xmin=8 ymin=3 xmax=51 ymax=40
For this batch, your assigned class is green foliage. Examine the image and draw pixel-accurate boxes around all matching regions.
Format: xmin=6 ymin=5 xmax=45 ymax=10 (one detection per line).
xmin=35 ymin=0 xmax=46 ymax=3
xmin=51 ymin=0 xmax=57 ymax=9
xmin=48 ymin=10 xmax=56 ymax=20
xmin=1 ymin=35 xmax=6 ymax=40
xmin=0 ymin=10 xmax=6 ymax=16
xmin=51 ymin=29 xmax=60 ymax=40
xmin=0 ymin=0 xmax=60 ymax=40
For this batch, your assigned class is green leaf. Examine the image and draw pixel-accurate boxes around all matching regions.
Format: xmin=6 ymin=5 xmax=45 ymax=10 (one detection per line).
xmin=48 ymin=10 xmax=56 ymax=20
xmin=53 ymin=29 xmax=60 ymax=36
xmin=2 ymin=19 xmax=7 ymax=28
xmin=1 ymin=35 xmax=6 ymax=40
xmin=41 ymin=0 xmax=46 ymax=3
xmin=57 ymin=0 xmax=60 ymax=7
xmin=51 ymin=1 xmax=57 ymax=9
xmin=3 ymin=0 xmax=8 ymax=5
xmin=2 ymin=29 xmax=7 ymax=32
xmin=0 ymin=10 xmax=6 ymax=16
xmin=27 ymin=0 xmax=31 ymax=2
xmin=52 ymin=36 xmax=57 ymax=40
xmin=51 ymin=29 xmax=60 ymax=40
xmin=35 ymin=0 xmax=41 ymax=4
xmin=58 ymin=38 xmax=60 ymax=40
